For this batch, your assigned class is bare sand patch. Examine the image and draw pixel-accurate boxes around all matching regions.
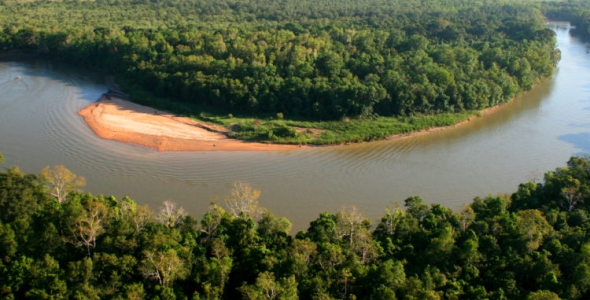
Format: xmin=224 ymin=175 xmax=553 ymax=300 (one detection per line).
xmin=78 ymin=96 xmax=305 ymax=151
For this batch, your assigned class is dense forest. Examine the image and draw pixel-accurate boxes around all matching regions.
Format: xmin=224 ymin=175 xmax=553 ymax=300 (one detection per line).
xmin=1 ymin=153 xmax=590 ymax=299
xmin=0 ymin=0 xmax=575 ymax=143
xmin=3 ymin=0 xmax=590 ymax=299
xmin=544 ymin=0 xmax=590 ymax=39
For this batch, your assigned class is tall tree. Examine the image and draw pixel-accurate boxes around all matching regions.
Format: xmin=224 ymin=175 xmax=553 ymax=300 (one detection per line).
xmin=157 ymin=200 xmax=187 ymax=228
xmin=225 ymin=181 xmax=262 ymax=219
xmin=65 ymin=198 xmax=109 ymax=256
xmin=239 ymin=272 xmax=298 ymax=300
xmin=40 ymin=165 xmax=86 ymax=203
xmin=140 ymin=248 xmax=187 ymax=287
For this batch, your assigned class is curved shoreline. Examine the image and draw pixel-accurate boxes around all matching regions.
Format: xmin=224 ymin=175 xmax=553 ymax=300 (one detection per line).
xmin=78 ymin=96 xmax=305 ymax=151
xmin=78 ymin=91 xmax=513 ymax=152
xmin=385 ymin=102 xmax=507 ymax=141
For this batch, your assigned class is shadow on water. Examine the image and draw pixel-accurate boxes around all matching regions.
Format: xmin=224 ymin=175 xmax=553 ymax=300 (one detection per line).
xmin=559 ymin=132 xmax=590 ymax=155
xmin=568 ymin=122 xmax=590 ymax=128
xmin=0 ymin=57 xmax=106 ymax=101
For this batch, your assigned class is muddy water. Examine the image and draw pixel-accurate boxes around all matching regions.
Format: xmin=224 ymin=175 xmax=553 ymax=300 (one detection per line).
xmin=0 ymin=25 xmax=588 ymax=231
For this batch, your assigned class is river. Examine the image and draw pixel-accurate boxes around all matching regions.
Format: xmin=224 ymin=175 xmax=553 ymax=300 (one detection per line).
xmin=0 ymin=24 xmax=588 ymax=231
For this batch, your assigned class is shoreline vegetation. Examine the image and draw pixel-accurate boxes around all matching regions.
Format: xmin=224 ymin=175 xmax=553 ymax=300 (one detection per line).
xmin=79 ymin=73 xmax=492 ymax=152
xmin=1 ymin=49 xmax=509 ymax=151
xmin=2 ymin=154 xmax=590 ymax=299
xmin=3 ymin=0 xmax=590 ymax=298
xmin=1 ymin=0 xmax=577 ymax=150
xmin=77 ymin=88 xmax=508 ymax=151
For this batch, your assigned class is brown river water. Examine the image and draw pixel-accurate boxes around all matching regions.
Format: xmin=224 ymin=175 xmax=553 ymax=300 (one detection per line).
xmin=1 ymin=24 xmax=588 ymax=231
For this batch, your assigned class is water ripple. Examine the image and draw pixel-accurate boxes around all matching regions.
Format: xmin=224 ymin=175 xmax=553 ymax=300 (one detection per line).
xmin=2 ymin=27 xmax=590 ymax=231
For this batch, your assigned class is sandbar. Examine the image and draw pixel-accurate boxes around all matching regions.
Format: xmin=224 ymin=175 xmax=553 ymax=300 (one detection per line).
xmin=78 ymin=96 xmax=305 ymax=151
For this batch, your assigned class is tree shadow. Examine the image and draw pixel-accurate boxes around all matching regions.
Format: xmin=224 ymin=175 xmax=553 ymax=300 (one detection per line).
xmin=559 ymin=132 xmax=590 ymax=155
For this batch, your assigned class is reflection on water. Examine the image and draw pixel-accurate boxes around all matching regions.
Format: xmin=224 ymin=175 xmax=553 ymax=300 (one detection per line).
xmin=0 ymin=26 xmax=589 ymax=231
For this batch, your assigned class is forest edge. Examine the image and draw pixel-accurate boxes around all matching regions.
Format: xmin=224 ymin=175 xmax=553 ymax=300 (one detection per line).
xmin=77 ymin=88 xmax=513 ymax=152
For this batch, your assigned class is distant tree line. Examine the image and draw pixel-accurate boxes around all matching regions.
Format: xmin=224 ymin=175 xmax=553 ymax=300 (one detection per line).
xmin=1 ymin=153 xmax=590 ymax=299
xmin=544 ymin=0 xmax=590 ymax=39
xmin=0 ymin=0 xmax=562 ymax=121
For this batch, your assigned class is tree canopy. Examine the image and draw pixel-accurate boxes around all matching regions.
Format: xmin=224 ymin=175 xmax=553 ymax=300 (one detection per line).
xmin=0 ymin=0 xmax=562 ymax=126
xmin=1 ymin=153 xmax=590 ymax=299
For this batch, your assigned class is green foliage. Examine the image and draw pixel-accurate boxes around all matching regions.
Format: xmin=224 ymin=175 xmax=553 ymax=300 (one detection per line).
xmin=228 ymin=121 xmax=302 ymax=143
xmin=222 ymin=111 xmax=474 ymax=145
xmin=3 ymin=0 xmax=590 ymax=297
xmin=0 ymin=0 xmax=564 ymax=145
xmin=1 ymin=155 xmax=590 ymax=298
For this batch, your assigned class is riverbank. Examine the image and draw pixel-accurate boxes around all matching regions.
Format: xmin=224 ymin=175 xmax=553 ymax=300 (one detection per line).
xmin=78 ymin=94 xmax=513 ymax=151
xmin=79 ymin=75 xmax=521 ymax=151
xmin=78 ymin=96 xmax=305 ymax=151
xmin=385 ymin=102 xmax=508 ymax=141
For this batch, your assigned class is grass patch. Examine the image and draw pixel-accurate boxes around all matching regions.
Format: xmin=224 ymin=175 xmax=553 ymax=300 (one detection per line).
xmin=224 ymin=112 xmax=475 ymax=145
xmin=122 ymin=85 xmax=477 ymax=145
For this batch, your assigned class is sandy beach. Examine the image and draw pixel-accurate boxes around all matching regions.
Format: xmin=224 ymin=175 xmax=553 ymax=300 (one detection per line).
xmin=78 ymin=96 xmax=304 ymax=151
